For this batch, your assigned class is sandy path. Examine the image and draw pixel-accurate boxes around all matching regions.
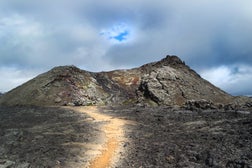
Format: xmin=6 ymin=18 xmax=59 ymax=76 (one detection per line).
xmin=67 ymin=106 xmax=130 ymax=168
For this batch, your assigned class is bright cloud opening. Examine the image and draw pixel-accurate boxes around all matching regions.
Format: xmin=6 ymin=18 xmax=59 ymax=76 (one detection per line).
xmin=100 ymin=23 xmax=132 ymax=43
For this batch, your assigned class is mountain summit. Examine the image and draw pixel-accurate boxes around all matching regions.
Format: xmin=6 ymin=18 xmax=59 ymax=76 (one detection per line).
xmin=0 ymin=55 xmax=250 ymax=107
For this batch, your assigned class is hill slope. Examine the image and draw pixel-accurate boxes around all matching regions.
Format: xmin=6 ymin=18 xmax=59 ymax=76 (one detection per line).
xmin=0 ymin=55 xmax=250 ymax=107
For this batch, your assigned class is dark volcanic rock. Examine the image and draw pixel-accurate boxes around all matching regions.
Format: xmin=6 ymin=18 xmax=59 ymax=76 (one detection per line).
xmin=0 ymin=55 xmax=251 ymax=107
xmin=0 ymin=106 xmax=102 ymax=168
xmin=0 ymin=105 xmax=251 ymax=167
xmin=100 ymin=106 xmax=252 ymax=168
xmin=137 ymin=56 xmax=233 ymax=106
xmin=0 ymin=65 xmax=141 ymax=106
xmin=185 ymin=99 xmax=219 ymax=111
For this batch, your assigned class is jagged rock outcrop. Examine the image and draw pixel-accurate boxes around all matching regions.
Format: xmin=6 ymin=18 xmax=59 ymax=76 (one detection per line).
xmin=0 ymin=55 xmax=251 ymax=108
xmin=136 ymin=56 xmax=233 ymax=106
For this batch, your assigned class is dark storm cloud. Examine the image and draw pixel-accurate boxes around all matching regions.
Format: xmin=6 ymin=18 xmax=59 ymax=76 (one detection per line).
xmin=101 ymin=1 xmax=252 ymax=69
xmin=0 ymin=0 xmax=252 ymax=95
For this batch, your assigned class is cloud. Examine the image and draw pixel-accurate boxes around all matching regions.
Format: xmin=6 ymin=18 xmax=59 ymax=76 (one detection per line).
xmin=0 ymin=66 xmax=42 ymax=93
xmin=100 ymin=23 xmax=132 ymax=43
xmin=0 ymin=13 xmax=112 ymax=70
xmin=0 ymin=0 xmax=252 ymax=95
xmin=97 ymin=0 xmax=252 ymax=69
xmin=200 ymin=65 xmax=252 ymax=96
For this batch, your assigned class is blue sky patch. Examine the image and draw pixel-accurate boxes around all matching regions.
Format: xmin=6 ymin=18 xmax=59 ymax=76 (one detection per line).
xmin=100 ymin=23 xmax=131 ymax=43
xmin=113 ymin=31 xmax=129 ymax=41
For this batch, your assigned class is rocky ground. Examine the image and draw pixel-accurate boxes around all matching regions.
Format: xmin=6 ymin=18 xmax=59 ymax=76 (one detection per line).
xmin=0 ymin=105 xmax=251 ymax=168
xmin=0 ymin=106 xmax=104 ymax=168
xmin=100 ymin=106 xmax=252 ymax=168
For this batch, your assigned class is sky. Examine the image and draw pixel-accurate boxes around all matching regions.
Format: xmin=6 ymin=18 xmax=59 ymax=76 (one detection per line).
xmin=0 ymin=0 xmax=252 ymax=96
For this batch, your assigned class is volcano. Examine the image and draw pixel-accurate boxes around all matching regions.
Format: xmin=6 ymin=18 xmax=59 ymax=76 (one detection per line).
xmin=0 ymin=55 xmax=250 ymax=108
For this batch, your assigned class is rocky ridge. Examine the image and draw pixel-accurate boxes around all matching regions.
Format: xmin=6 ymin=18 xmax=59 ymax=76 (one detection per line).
xmin=0 ymin=55 xmax=251 ymax=108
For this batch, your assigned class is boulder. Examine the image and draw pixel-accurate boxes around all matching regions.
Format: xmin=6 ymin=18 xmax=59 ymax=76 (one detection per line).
xmin=185 ymin=99 xmax=217 ymax=110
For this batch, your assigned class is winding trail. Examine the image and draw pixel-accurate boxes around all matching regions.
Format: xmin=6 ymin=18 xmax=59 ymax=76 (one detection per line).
xmin=68 ymin=106 xmax=130 ymax=168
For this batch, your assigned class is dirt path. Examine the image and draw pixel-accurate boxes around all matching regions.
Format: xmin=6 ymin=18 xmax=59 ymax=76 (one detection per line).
xmin=68 ymin=106 xmax=130 ymax=168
